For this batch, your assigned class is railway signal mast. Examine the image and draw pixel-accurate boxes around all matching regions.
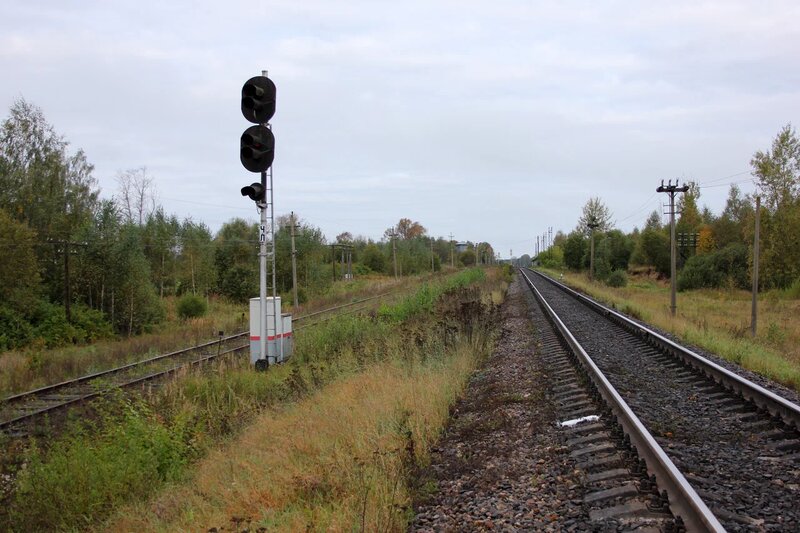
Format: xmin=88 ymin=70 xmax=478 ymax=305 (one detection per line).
xmin=240 ymin=72 xmax=278 ymax=369
xmin=657 ymin=179 xmax=690 ymax=317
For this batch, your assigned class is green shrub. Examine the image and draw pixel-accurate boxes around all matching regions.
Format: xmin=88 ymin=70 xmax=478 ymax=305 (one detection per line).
xmin=354 ymin=263 xmax=372 ymax=276
xmin=177 ymin=293 xmax=208 ymax=319
xmin=0 ymin=305 xmax=34 ymax=350
xmin=678 ymin=243 xmax=749 ymax=291
xmin=70 ymin=305 xmax=114 ymax=342
xmin=0 ymin=302 xmax=112 ymax=351
xmin=784 ymin=278 xmax=800 ymax=299
xmin=29 ymin=302 xmax=82 ymax=347
xmin=10 ymin=398 xmax=193 ymax=531
xmin=606 ymin=269 xmax=628 ymax=287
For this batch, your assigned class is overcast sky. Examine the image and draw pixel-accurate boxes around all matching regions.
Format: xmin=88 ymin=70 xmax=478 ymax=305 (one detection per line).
xmin=2 ymin=0 xmax=798 ymax=257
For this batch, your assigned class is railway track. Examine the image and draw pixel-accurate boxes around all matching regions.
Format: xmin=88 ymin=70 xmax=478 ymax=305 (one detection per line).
xmin=520 ymin=268 xmax=800 ymax=531
xmin=0 ymin=291 xmax=397 ymax=436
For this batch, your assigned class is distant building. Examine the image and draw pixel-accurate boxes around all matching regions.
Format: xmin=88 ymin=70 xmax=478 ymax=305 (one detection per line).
xmin=455 ymin=242 xmax=469 ymax=254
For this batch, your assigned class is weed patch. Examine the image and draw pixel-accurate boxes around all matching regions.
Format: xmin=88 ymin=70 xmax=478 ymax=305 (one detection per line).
xmin=5 ymin=269 xmax=505 ymax=531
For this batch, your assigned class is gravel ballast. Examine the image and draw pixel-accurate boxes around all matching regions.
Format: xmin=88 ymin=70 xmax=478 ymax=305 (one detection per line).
xmin=411 ymin=278 xmax=592 ymax=531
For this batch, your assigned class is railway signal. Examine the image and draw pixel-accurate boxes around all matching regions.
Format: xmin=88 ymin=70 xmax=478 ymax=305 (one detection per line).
xmin=241 ymin=182 xmax=266 ymax=202
xmin=240 ymin=125 xmax=275 ymax=173
xmin=241 ymin=76 xmax=276 ymax=124
xmin=239 ymin=72 xmax=279 ymax=371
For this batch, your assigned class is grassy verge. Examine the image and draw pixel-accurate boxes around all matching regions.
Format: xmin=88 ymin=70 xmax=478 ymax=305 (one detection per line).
xmin=6 ymin=268 xmax=507 ymax=531
xmin=0 ymin=297 xmax=246 ymax=397
xmin=0 ymin=274 xmax=426 ymax=398
xmin=539 ymin=268 xmax=800 ymax=391
xmin=107 ymin=334 xmax=489 ymax=531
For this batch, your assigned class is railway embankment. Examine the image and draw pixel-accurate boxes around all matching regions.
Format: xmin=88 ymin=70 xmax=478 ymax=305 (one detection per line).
xmin=4 ymin=268 xmax=507 ymax=532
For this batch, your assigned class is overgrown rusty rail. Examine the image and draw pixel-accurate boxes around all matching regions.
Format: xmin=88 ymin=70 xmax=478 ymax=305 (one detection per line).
xmin=0 ymin=291 xmax=398 ymax=435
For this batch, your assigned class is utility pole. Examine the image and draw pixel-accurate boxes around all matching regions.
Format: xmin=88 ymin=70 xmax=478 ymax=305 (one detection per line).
xmin=449 ymin=233 xmax=454 ymax=268
xmin=340 ymin=245 xmax=345 ymax=280
xmin=657 ymin=179 xmax=690 ymax=317
xmin=587 ymin=219 xmax=600 ymax=281
xmin=430 ymin=238 xmax=435 ymax=272
xmin=390 ymin=231 xmax=399 ymax=279
xmin=289 ymin=211 xmax=299 ymax=307
xmin=751 ymin=195 xmax=761 ymax=337
xmin=47 ymin=239 xmax=87 ymax=323
xmin=330 ymin=244 xmax=336 ymax=282
xmin=64 ymin=240 xmax=71 ymax=322
xmin=536 ymin=236 xmax=539 ymax=257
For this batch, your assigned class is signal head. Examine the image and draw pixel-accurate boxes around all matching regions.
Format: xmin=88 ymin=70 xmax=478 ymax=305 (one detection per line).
xmin=240 ymin=125 xmax=275 ymax=172
xmin=241 ymin=76 xmax=276 ymax=124
xmin=241 ymin=182 xmax=266 ymax=202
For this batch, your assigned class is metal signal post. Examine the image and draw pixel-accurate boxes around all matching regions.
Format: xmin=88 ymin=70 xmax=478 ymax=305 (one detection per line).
xmin=240 ymin=70 xmax=279 ymax=368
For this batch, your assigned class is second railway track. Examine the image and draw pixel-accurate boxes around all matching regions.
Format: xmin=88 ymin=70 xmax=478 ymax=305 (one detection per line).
xmin=521 ymin=268 xmax=800 ymax=531
xmin=0 ymin=290 xmax=399 ymax=437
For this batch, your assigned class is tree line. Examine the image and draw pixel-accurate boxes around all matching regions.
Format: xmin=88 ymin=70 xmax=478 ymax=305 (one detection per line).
xmin=0 ymin=99 xmax=492 ymax=351
xmin=534 ymin=124 xmax=800 ymax=293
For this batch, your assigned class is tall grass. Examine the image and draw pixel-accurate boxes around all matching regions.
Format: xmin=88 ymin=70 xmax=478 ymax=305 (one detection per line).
xmin=0 ymin=274 xmax=433 ymax=398
xmin=0 ymin=298 xmax=246 ymax=397
xmin=107 ymin=336 xmax=490 ymax=532
xmin=5 ymin=269 xmax=503 ymax=532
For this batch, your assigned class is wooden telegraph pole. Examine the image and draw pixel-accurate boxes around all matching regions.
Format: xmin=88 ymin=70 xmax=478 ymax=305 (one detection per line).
xmin=390 ymin=231 xmax=399 ymax=279
xmin=751 ymin=195 xmax=761 ymax=337
xmin=657 ymin=180 xmax=690 ymax=316
xmin=449 ymin=233 xmax=454 ymax=268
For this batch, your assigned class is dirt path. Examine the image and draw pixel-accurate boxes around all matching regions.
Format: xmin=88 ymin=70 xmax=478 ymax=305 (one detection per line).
xmin=411 ymin=276 xmax=592 ymax=531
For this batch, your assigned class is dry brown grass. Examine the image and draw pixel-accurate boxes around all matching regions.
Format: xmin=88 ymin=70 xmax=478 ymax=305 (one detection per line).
xmin=0 ymin=275 xmax=424 ymax=398
xmin=103 ymin=337 xmax=486 ymax=532
xmin=0 ymin=300 xmax=246 ymax=397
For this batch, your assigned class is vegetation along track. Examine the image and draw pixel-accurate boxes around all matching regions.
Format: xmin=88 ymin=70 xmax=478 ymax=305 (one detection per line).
xmin=521 ymin=268 xmax=800 ymax=531
xmin=0 ymin=291 xmax=395 ymax=437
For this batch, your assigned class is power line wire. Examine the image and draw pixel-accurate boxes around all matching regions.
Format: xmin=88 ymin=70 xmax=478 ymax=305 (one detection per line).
xmin=696 ymin=170 xmax=751 ymax=187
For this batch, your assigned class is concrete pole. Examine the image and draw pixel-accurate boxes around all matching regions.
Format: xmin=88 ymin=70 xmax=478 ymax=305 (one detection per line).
xmin=391 ymin=233 xmax=398 ymax=279
xmin=290 ymin=211 xmax=298 ymax=307
xmin=64 ymin=240 xmax=71 ymax=323
xmin=669 ymin=189 xmax=677 ymax=317
xmin=331 ymin=244 xmax=336 ymax=282
xmin=751 ymin=195 xmax=761 ymax=337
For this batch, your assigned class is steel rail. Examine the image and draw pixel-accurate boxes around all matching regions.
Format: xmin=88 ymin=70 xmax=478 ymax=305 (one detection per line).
xmin=2 ymin=290 xmax=399 ymax=431
xmin=1 ymin=332 xmax=248 ymax=405
xmin=0 ymin=344 xmax=248 ymax=430
xmin=2 ymin=292 xmax=397 ymax=405
xmin=528 ymin=268 xmax=800 ymax=430
xmin=519 ymin=268 xmax=724 ymax=532
xmin=292 ymin=291 xmax=394 ymax=321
